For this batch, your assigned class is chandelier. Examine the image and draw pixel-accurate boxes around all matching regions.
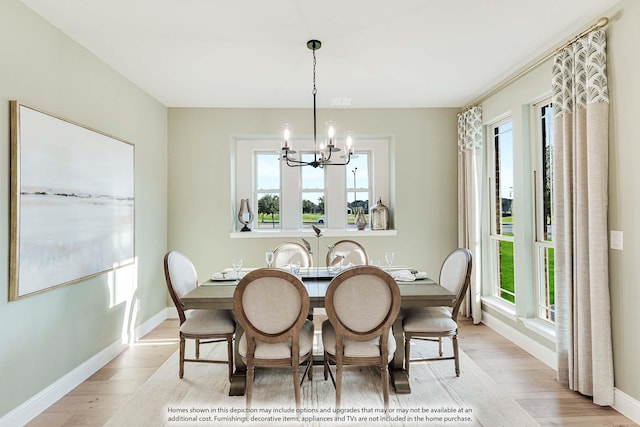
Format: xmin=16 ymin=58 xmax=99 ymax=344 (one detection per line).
xmin=281 ymin=40 xmax=354 ymax=168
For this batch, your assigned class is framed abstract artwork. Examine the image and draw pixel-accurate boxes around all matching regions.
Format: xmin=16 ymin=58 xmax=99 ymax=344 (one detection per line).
xmin=9 ymin=101 xmax=135 ymax=300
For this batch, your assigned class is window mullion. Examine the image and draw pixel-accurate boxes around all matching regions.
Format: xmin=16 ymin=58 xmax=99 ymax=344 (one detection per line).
xmin=326 ymin=165 xmax=346 ymax=229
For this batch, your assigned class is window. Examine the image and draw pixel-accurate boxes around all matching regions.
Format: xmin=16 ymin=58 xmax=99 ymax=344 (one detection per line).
xmin=346 ymin=153 xmax=371 ymax=228
xmin=235 ymin=137 xmax=389 ymax=232
xmin=255 ymin=152 xmax=281 ymax=229
xmin=488 ymin=119 xmax=515 ymax=304
xmin=300 ymin=153 xmax=326 ymax=227
xmin=533 ymin=100 xmax=555 ymax=322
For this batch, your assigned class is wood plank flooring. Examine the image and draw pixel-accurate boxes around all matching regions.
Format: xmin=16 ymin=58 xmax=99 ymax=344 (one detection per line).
xmin=26 ymin=318 xmax=637 ymax=426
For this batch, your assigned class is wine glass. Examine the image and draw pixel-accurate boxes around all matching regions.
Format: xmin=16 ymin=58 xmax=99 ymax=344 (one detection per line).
xmin=384 ymin=251 xmax=395 ymax=267
xmin=265 ymin=251 xmax=274 ymax=268
xmin=232 ymin=258 xmax=243 ymax=282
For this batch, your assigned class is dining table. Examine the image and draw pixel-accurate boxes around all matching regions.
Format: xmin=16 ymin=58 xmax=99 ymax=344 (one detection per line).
xmin=180 ymin=267 xmax=456 ymax=396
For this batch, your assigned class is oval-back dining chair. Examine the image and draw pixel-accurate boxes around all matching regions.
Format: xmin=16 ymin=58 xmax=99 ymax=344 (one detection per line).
xmin=325 ymin=239 xmax=369 ymax=267
xmin=321 ymin=265 xmax=400 ymax=410
xmin=233 ymin=268 xmax=314 ymax=410
xmin=164 ymin=251 xmax=235 ymax=380
xmin=402 ymin=248 xmax=472 ymax=377
xmin=272 ymin=241 xmax=313 ymax=268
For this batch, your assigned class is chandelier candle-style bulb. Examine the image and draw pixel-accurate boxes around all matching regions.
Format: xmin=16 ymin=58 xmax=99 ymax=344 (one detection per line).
xmin=327 ymin=122 xmax=336 ymax=148
xmin=346 ymin=132 xmax=354 ymax=155
xmin=282 ymin=125 xmax=290 ymax=149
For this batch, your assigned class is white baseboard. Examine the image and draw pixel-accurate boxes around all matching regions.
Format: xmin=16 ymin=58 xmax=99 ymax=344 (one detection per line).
xmin=131 ymin=309 xmax=170 ymax=342
xmin=166 ymin=306 xmax=178 ymax=319
xmin=0 ymin=308 xmax=169 ymax=427
xmin=481 ymin=310 xmax=557 ymax=370
xmin=613 ymin=388 xmax=640 ymax=425
xmin=481 ymin=310 xmax=640 ymax=425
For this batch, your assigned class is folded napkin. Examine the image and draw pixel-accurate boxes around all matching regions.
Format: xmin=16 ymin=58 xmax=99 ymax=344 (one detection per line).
xmin=414 ymin=271 xmax=428 ymax=280
xmin=211 ymin=272 xmax=228 ymax=280
xmin=389 ymin=269 xmax=416 ymax=282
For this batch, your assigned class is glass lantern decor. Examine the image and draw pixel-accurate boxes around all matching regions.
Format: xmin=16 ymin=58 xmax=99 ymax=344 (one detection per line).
xmin=371 ymin=197 xmax=389 ymax=230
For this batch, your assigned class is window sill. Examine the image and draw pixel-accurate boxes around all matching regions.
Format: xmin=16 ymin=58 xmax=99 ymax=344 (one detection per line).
xmin=521 ymin=317 xmax=556 ymax=343
xmin=229 ymin=229 xmax=398 ymax=239
xmin=481 ymin=296 xmax=517 ymax=321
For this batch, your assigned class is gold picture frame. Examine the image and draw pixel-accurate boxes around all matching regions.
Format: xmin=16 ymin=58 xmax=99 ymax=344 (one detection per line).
xmin=9 ymin=101 xmax=135 ymax=300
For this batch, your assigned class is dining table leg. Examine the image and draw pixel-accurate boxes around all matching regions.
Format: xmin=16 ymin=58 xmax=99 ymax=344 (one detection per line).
xmin=229 ymin=324 xmax=247 ymax=396
xmin=391 ymin=313 xmax=411 ymax=393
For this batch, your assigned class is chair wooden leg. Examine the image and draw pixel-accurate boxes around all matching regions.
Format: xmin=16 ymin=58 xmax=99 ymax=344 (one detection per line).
xmin=179 ymin=337 xmax=185 ymax=379
xmin=336 ymin=363 xmax=342 ymax=410
xmin=323 ymin=353 xmax=329 ymax=380
xmin=227 ymin=337 xmax=234 ymax=381
xmin=195 ymin=338 xmax=200 ymax=359
xmin=293 ymin=365 xmax=301 ymax=409
xmin=453 ymin=335 xmax=460 ymax=377
xmin=246 ymin=364 xmax=254 ymax=410
xmin=308 ymin=359 xmax=313 ymax=380
xmin=438 ymin=337 xmax=443 ymax=357
xmin=381 ymin=365 xmax=390 ymax=411
xmin=404 ymin=335 xmax=411 ymax=377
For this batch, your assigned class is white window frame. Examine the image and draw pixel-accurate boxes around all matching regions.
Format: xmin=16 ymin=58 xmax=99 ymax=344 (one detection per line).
xmin=234 ymin=137 xmax=391 ymax=235
xmin=531 ymin=98 xmax=555 ymax=324
xmin=345 ymin=151 xmax=372 ymax=228
xmin=254 ymin=151 xmax=282 ymax=230
xmin=487 ymin=117 xmax=515 ymax=305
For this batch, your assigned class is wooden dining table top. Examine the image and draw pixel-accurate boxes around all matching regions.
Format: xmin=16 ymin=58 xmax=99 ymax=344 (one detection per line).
xmin=181 ymin=275 xmax=456 ymax=310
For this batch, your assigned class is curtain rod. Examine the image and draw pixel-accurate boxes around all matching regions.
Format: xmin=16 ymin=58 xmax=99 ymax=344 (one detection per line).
xmin=461 ymin=16 xmax=609 ymax=112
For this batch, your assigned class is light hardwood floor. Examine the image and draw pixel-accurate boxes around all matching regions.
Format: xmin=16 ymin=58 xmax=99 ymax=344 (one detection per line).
xmin=26 ymin=318 xmax=637 ymax=426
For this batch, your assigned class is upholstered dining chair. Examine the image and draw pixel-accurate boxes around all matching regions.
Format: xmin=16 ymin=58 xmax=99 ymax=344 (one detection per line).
xmin=233 ymin=268 xmax=314 ymax=410
xmin=402 ymin=248 xmax=472 ymax=377
xmin=325 ymin=239 xmax=369 ymax=267
xmin=272 ymin=241 xmax=313 ymax=268
xmin=164 ymin=251 xmax=235 ymax=380
xmin=322 ymin=266 xmax=401 ymax=410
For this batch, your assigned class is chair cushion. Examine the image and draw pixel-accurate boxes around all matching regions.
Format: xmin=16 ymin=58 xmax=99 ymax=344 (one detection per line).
xmin=321 ymin=320 xmax=396 ymax=358
xmin=241 ymin=278 xmax=302 ymax=334
xmin=239 ymin=319 xmax=314 ymax=360
xmin=402 ymin=307 xmax=457 ymax=333
xmin=180 ymin=309 xmax=235 ymax=335
xmin=332 ymin=275 xmax=392 ymax=333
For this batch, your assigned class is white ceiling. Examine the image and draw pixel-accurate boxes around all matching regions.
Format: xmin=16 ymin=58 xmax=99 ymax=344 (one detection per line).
xmin=19 ymin=0 xmax=619 ymax=108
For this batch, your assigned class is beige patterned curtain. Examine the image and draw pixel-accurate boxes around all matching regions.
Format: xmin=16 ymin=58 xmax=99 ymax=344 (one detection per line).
xmin=552 ymin=29 xmax=613 ymax=405
xmin=457 ymin=106 xmax=482 ymax=324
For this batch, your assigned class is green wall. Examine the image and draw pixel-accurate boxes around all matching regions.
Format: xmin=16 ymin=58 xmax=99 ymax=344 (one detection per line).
xmin=0 ymin=0 xmax=168 ymax=418
xmin=166 ymin=107 xmax=459 ymax=282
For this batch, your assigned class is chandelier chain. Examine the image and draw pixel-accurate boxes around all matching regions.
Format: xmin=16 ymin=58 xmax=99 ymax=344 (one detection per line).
xmin=312 ymin=48 xmax=317 ymax=96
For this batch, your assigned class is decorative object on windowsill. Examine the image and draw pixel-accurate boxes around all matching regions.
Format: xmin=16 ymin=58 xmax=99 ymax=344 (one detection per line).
xmin=310 ymin=225 xmax=323 ymax=270
xmin=280 ymin=40 xmax=355 ymax=169
xmin=237 ymin=199 xmax=254 ymax=232
xmin=355 ymin=207 xmax=367 ymax=231
xmin=371 ymin=197 xmax=389 ymax=230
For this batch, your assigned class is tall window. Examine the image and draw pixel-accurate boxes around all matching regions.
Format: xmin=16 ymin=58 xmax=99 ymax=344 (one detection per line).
xmin=489 ymin=119 xmax=515 ymax=303
xmin=255 ymin=152 xmax=280 ymax=229
xmin=533 ymin=100 xmax=555 ymax=322
xmin=346 ymin=153 xmax=371 ymax=228
xmin=301 ymin=153 xmax=326 ymax=227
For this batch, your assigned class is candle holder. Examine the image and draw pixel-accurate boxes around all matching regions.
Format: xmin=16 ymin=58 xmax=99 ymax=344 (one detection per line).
xmin=237 ymin=199 xmax=254 ymax=232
